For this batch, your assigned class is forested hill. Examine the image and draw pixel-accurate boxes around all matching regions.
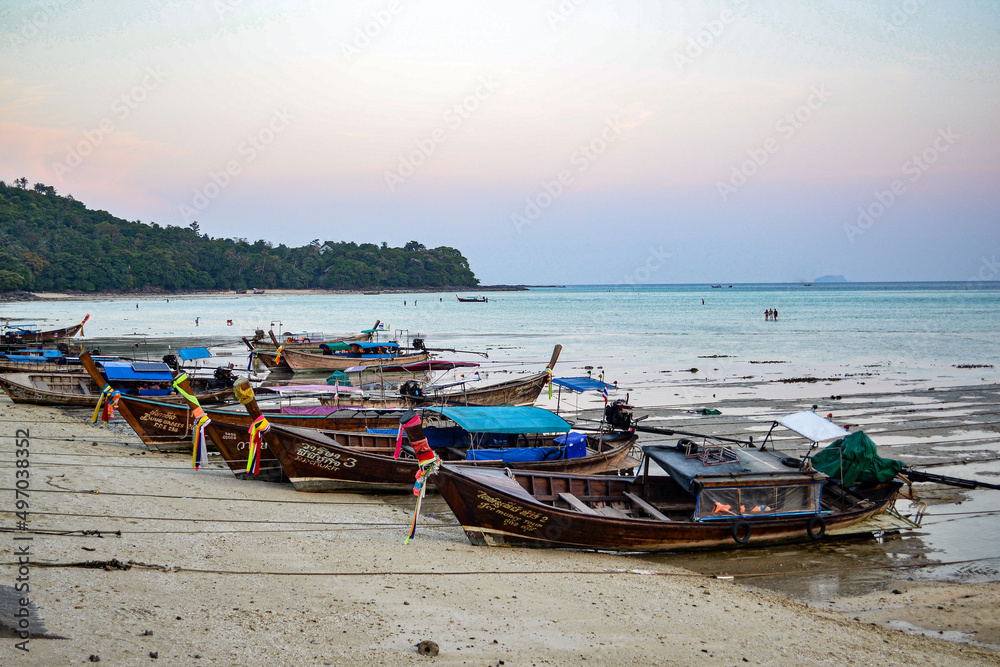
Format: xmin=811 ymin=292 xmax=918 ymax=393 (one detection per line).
xmin=0 ymin=180 xmax=479 ymax=292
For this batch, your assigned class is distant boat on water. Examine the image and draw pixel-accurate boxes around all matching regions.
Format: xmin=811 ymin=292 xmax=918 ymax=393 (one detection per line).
xmin=457 ymin=295 xmax=488 ymax=303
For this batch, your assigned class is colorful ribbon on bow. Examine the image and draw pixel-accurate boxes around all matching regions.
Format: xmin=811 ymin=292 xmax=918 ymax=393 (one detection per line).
xmin=247 ymin=349 xmax=257 ymax=371
xmin=545 ymin=364 xmax=553 ymax=399
xmin=394 ymin=413 xmax=421 ymax=459
xmin=191 ymin=407 xmax=211 ymax=470
xmin=247 ymin=415 xmax=270 ymax=475
xmin=405 ymin=455 xmax=441 ymax=545
xmin=91 ymin=385 xmax=120 ymax=423
xmin=172 ymin=374 xmax=211 ymax=471
xmin=274 ymin=345 xmax=284 ymax=364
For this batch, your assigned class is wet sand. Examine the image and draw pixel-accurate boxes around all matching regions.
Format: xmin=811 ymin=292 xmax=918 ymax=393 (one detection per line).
xmin=1 ymin=382 xmax=999 ymax=664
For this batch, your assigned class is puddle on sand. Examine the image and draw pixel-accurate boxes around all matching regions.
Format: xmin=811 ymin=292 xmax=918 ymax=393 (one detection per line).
xmin=634 ymin=480 xmax=1000 ymax=603
xmin=885 ymin=620 xmax=972 ymax=642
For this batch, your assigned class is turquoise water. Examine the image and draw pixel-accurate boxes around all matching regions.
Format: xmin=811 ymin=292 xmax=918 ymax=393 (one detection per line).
xmin=5 ymin=283 xmax=1000 ymax=595
xmin=5 ymin=283 xmax=998 ymax=385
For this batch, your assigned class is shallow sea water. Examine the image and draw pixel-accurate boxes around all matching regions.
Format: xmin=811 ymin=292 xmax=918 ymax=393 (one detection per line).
xmin=4 ymin=282 xmax=1000 ymax=602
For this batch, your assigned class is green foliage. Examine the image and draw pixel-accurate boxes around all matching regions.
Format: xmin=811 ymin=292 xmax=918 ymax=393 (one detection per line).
xmin=0 ymin=181 xmax=479 ymax=292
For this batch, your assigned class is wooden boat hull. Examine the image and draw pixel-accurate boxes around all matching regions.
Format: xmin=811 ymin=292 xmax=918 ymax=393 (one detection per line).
xmin=253 ymin=350 xmax=289 ymax=370
xmin=0 ymin=373 xmax=100 ymax=407
xmin=6 ymin=315 xmax=89 ymax=344
xmin=0 ymin=360 xmax=78 ymax=374
xmin=432 ymin=466 xmax=902 ymax=552
xmin=0 ymin=372 xmax=232 ymax=408
xmin=264 ymin=424 xmax=638 ymax=493
xmin=252 ymin=332 xmax=370 ymax=351
xmin=409 ymin=372 xmax=550 ymax=407
xmin=281 ymin=348 xmax=430 ymax=372
xmin=113 ymin=394 xmax=405 ymax=452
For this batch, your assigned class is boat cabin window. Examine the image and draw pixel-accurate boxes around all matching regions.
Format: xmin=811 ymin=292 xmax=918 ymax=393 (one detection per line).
xmin=694 ymin=483 xmax=822 ymax=520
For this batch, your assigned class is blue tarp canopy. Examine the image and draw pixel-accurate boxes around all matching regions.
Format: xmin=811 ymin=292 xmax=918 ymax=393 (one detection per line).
xmin=0 ymin=350 xmax=63 ymax=361
xmin=467 ymin=447 xmax=565 ymax=462
xmin=423 ymin=406 xmax=570 ymax=434
xmin=100 ymin=361 xmax=174 ymax=382
xmin=551 ymin=377 xmax=614 ymax=393
xmin=351 ymin=341 xmax=398 ymax=350
xmin=321 ymin=341 xmax=398 ymax=353
xmin=178 ymin=347 xmax=211 ymax=361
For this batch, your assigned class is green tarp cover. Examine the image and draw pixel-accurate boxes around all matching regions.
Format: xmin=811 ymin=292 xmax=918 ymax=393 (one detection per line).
xmin=811 ymin=431 xmax=904 ymax=486
xmin=424 ymin=406 xmax=571 ymax=434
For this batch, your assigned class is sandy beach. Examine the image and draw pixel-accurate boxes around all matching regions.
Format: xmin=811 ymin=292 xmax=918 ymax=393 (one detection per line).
xmin=2 ymin=378 xmax=999 ymax=665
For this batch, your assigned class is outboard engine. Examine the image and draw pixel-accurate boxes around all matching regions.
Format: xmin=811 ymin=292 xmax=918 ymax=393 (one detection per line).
xmin=412 ymin=338 xmax=426 ymax=351
xmin=162 ymin=354 xmax=180 ymax=371
xmin=399 ymin=380 xmax=423 ymax=398
xmin=213 ymin=366 xmax=237 ymax=388
xmin=252 ymin=329 xmax=266 ymax=343
xmin=604 ymin=399 xmax=634 ymax=431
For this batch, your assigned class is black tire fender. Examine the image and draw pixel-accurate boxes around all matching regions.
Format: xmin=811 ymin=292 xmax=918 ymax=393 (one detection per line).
xmin=731 ymin=519 xmax=752 ymax=545
xmin=807 ymin=514 xmax=826 ymax=540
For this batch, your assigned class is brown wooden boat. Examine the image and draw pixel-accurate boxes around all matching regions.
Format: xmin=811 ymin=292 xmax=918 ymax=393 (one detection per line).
xmin=401 ymin=371 xmax=549 ymax=407
xmin=0 ymin=369 xmax=232 ymax=408
xmin=431 ymin=443 xmax=904 ymax=552
xmin=0 ymin=359 xmax=73 ymax=373
xmin=249 ymin=323 xmax=379 ymax=351
xmin=2 ymin=314 xmax=89 ymax=344
xmin=111 ymin=393 xmax=405 ymax=453
xmin=256 ymin=413 xmax=638 ymax=493
xmin=280 ymin=346 xmax=430 ymax=372
xmin=251 ymin=348 xmax=288 ymax=370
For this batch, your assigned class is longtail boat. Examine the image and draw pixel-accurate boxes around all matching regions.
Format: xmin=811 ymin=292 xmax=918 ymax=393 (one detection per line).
xmin=280 ymin=342 xmax=430 ymax=372
xmin=0 ymin=363 xmax=233 ymax=408
xmin=456 ymin=295 xmax=488 ymax=302
xmin=0 ymin=349 xmax=114 ymax=374
xmin=112 ymin=394 xmax=406 ymax=453
xmin=249 ymin=321 xmax=381 ymax=351
xmin=10 ymin=351 xmax=237 ymax=411
xmin=432 ymin=410 xmax=914 ymax=551
xmin=261 ymin=421 xmax=636 ymax=493
xmin=233 ymin=387 xmax=638 ymax=492
xmin=2 ymin=314 xmax=89 ymax=344
xmin=399 ymin=345 xmax=561 ymax=407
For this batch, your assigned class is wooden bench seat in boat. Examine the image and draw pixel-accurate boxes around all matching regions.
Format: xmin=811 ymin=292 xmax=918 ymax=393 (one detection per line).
xmin=557 ymin=492 xmax=599 ymax=515
xmin=624 ymin=491 xmax=671 ymax=521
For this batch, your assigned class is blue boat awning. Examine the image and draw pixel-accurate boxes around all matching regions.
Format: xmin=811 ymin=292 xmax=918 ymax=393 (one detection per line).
xmin=100 ymin=361 xmax=174 ymax=382
xmin=423 ymin=406 xmax=571 ymax=434
xmin=551 ymin=377 xmax=614 ymax=393
xmin=178 ymin=347 xmax=212 ymax=361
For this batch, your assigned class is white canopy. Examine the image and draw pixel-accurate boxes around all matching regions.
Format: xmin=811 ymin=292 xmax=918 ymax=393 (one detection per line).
xmin=777 ymin=411 xmax=849 ymax=442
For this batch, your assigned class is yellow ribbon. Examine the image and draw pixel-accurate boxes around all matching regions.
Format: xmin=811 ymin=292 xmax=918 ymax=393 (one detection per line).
xmin=91 ymin=385 xmax=114 ymax=423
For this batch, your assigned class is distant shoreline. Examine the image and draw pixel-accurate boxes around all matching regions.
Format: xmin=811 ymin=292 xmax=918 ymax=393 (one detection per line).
xmin=1 ymin=285 xmax=532 ymax=302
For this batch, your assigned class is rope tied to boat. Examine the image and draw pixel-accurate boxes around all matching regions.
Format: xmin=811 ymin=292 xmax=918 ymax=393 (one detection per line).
xmin=173 ymin=374 xmax=211 ymax=471
xmin=247 ymin=415 xmax=270 ymax=475
xmin=91 ymin=385 xmax=120 ymax=424
xmin=247 ymin=349 xmax=256 ymax=371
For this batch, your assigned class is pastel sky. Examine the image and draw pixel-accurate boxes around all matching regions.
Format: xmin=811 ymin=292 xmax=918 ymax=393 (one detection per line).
xmin=2 ymin=1 xmax=998 ymax=284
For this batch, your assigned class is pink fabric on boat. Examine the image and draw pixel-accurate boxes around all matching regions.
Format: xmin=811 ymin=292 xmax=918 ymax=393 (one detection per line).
xmin=278 ymin=405 xmax=339 ymax=416
xmin=262 ymin=384 xmax=363 ymax=394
